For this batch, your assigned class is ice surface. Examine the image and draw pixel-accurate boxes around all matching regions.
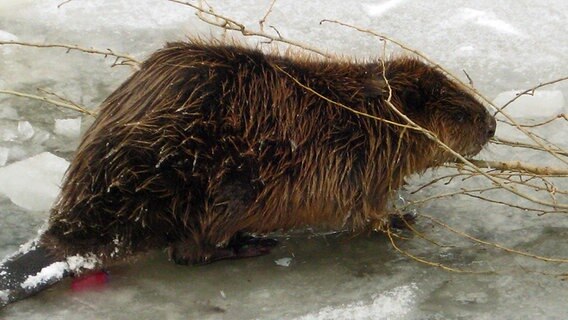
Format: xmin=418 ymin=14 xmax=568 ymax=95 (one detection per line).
xmin=0 ymin=147 xmax=8 ymax=166
xmin=0 ymin=152 xmax=69 ymax=211
xmin=493 ymin=90 xmax=565 ymax=119
xmin=455 ymin=8 xmax=522 ymax=36
xmin=294 ymin=284 xmax=416 ymax=320
xmin=363 ymin=0 xmax=408 ymax=17
xmin=54 ymin=118 xmax=81 ymax=138
xmin=0 ymin=0 xmax=567 ymax=319
xmin=0 ymin=106 xmax=18 ymax=120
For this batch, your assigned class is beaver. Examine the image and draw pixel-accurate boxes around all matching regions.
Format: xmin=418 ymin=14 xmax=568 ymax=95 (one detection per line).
xmin=0 ymin=40 xmax=496 ymax=307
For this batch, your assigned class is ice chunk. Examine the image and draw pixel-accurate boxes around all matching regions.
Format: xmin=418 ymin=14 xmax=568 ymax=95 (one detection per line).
xmin=0 ymin=126 xmax=17 ymax=141
xmin=493 ymin=90 xmax=565 ymax=119
xmin=294 ymin=284 xmax=417 ymax=320
xmin=54 ymin=117 xmax=82 ymax=138
xmin=0 ymin=152 xmax=69 ymax=211
xmin=0 ymin=105 xmax=18 ymax=120
xmin=0 ymin=29 xmax=17 ymax=41
xmin=17 ymin=120 xmax=34 ymax=141
xmin=0 ymin=147 xmax=8 ymax=166
xmin=274 ymin=257 xmax=292 ymax=267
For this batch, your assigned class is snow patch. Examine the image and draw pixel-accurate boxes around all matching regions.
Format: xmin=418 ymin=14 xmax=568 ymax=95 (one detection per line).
xmin=459 ymin=8 xmax=521 ymax=35
xmin=363 ymin=0 xmax=407 ymax=16
xmin=20 ymin=261 xmax=68 ymax=290
xmin=0 ymin=152 xmax=69 ymax=211
xmin=0 ymin=29 xmax=17 ymax=42
xmin=295 ymin=284 xmax=417 ymax=320
xmin=54 ymin=118 xmax=82 ymax=138
xmin=66 ymin=254 xmax=100 ymax=272
xmin=19 ymin=253 xmax=99 ymax=291
xmin=0 ymin=289 xmax=8 ymax=303
xmin=1 ymin=238 xmax=39 ymax=265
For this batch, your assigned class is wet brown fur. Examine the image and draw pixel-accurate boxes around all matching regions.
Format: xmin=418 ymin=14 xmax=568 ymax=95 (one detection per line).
xmin=40 ymin=40 xmax=495 ymax=264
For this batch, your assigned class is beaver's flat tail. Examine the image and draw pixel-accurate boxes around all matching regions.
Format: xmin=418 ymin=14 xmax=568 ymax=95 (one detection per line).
xmin=0 ymin=243 xmax=69 ymax=308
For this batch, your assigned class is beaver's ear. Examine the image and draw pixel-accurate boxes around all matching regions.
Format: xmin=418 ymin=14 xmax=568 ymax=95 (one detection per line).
xmin=362 ymin=78 xmax=386 ymax=98
xmin=401 ymin=87 xmax=425 ymax=111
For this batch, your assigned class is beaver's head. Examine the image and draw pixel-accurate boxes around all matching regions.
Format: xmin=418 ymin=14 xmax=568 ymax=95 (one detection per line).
xmin=384 ymin=58 xmax=496 ymax=158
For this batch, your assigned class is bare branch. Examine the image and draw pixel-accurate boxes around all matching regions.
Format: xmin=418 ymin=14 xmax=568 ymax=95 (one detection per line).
xmin=424 ymin=215 xmax=568 ymax=263
xmin=167 ymin=0 xmax=331 ymax=58
xmin=468 ymin=159 xmax=568 ymax=176
xmin=318 ymin=19 xmax=568 ymax=166
xmin=0 ymin=89 xmax=96 ymax=116
xmin=57 ymin=0 xmax=75 ymax=8
xmin=492 ymin=137 xmax=568 ymax=158
xmin=259 ymin=0 xmax=277 ymax=32
xmin=0 ymin=41 xmax=140 ymax=69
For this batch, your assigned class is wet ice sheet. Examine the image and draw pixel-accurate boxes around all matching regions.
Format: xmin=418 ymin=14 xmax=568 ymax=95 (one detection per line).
xmin=0 ymin=152 xmax=68 ymax=211
xmin=1 ymin=0 xmax=568 ymax=319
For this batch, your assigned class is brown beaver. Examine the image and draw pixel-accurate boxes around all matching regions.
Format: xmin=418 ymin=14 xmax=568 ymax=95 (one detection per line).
xmin=0 ymin=40 xmax=496 ymax=306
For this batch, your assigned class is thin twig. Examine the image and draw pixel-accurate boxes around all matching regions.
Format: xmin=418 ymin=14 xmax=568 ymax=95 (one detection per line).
xmin=468 ymin=159 xmax=568 ymax=176
xmin=167 ymin=0 xmax=331 ymax=58
xmin=57 ymin=0 xmax=75 ymax=8
xmin=259 ymin=0 xmax=277 ymax=32
xmin=0 ymin=89 xmax=96 ymax=116
xmin=386 ymin=228 xmax=492 ymax=274
xmin=424 ymin=215 xmax=568 ymax=263
xmin=492 ymin=137 xmax=568 ymax=157
xmin=0 ymin=41 xmax=140 ymax=69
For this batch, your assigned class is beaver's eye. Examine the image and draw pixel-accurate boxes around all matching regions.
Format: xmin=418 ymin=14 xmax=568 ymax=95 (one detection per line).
xmin=401 ymin=88 xmax=424 ymax=111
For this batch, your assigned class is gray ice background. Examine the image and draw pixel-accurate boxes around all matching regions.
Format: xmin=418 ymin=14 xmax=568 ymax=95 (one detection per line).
xmin=0 ymin=0 xmax=567 ymax=319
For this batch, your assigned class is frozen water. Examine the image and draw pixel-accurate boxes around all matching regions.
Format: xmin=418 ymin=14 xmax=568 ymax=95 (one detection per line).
xmin=294 ymin=284 xmax=417 ymax=320
xmin=493 ymin=90 xmax=565 ymax=119
xmin=0 ymin=147 xmax=8 ymax=166
xmin=0 ymin=0 xmax=567 ymax=319
xmin=363 ymin=0 xmax=408 ymax=17
xmin=454 ymin=8 xmax=522 ymax=36
xmin=16 ymin=121 xmax=34 ymax=141
xmin=54 ymin=118 xmax=81 ymax=138
xmin=274 ymin=257 xmax=292 ymax=267
xmin=0 ymin=30 xmax=17 ymax=42
xmin=0 ymin=152 xmax=68 ymax=211
xmin=0 ymin=106 xmax=18 ymax=120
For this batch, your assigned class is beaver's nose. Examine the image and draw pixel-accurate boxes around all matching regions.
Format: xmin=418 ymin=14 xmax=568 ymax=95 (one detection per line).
xmin=486 ymin=114 xmax=496 ymax=139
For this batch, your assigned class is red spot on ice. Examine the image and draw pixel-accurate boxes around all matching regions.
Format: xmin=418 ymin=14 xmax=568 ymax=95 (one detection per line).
xmin=70 ymin=270 xmax=109 ymax=292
